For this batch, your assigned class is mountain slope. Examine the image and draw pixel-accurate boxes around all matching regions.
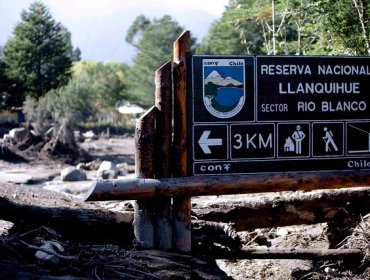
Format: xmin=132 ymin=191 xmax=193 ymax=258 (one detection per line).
xmin=204 ymin=70 xmax=243 ymax=86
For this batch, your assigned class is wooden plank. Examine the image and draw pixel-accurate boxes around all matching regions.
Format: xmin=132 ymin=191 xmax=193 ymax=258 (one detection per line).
xmin=154 ymin=61 xmax=173 ymax=250
xmin=85 ymin=170 xmax=370 ymax=201
xmin=172 ymin=30 xmax=191 ymax=252
xmin=134 ymin=107 xmax=157 ymax=249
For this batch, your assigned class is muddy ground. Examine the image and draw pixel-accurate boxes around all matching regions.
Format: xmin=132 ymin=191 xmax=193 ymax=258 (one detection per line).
xmin=1 ymin=133 xmax=370 ymax=279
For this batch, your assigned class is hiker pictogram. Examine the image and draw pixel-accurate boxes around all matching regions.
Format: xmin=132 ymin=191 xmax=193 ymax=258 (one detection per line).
xmin=323 ymin=127 xmax=338 ymax=153
xmin=312 ymin=122 xmax=343 ymax=157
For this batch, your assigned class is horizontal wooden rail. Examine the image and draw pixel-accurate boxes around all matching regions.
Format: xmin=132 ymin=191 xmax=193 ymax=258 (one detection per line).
xmin=84 ymin=170 xmax=370 ymax=201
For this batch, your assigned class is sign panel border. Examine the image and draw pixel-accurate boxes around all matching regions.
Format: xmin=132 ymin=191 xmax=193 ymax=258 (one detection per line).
xmin=187 ymin=54 xmax=370 ymax=176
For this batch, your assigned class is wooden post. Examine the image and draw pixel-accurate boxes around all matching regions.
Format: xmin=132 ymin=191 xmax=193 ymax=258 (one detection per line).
xmin=154 ymin=61 xmax=173 ymax=250
xmin=173 ymin=30 xmax=191 ymax=252
xmin=134 ymin=107 xmax=157 ymax=248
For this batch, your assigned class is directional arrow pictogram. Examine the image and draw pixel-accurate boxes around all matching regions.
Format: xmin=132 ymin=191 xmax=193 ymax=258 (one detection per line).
xmin=198 ymin=130 xmax=223 ymax=154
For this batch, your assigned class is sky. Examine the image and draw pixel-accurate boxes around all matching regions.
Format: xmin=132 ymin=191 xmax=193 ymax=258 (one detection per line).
xmin=0 ymin=0 xmax=228 ymax=63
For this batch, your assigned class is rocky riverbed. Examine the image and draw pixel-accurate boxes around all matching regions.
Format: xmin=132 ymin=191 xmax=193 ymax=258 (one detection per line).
xmin=1 ymin=133 xmax=370 ymax=279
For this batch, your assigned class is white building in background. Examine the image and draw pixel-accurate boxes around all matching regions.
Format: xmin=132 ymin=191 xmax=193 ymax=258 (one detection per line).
xmin=117 ymin=102 xmax=145 ymax=115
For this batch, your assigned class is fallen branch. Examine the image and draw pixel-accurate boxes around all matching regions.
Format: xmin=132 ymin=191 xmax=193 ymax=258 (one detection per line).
xmin=192 ymin=187 xmax=370 ymax=230
xmin=213 ymin=248 xmax=364 ymax=260
xmin=192 ymin=220 xmax=241 ymax=250
xmin=4 ymin=184 xmax=370 ymax=245
xmin=19 ymin=240 xmax=77 ymax=261
xmin=0 ymin=185 xmax=241 ymax=250
xmin=0 ymin=185 xmax=133 ymax=243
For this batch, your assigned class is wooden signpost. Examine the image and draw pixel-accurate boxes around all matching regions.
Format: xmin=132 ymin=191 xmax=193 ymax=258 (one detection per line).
xmin=85 ymin=31 xmax=370 ymax=253
xmin=130 ymin=31 xmax=191 ymax=251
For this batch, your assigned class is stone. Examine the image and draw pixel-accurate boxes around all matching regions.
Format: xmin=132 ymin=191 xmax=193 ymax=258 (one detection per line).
xmin=324 ymin=267 xmax=338 ymax=277
xmin=0 ymin=220 xmax=14 ymax=236
xmin=116 ymin=162 xmax=129 ymax=176
xmin=100 ymin=169 xmax=117 ymax=179
xmin=76 ymin=162 xmax=88 ymax=170
xmin=97 ymin=160 xmax=118 ymax=179
xmin=3 ymin=134 xmax=11 ymax=141
xmin=61 ymin=166 xmax=87 ymax=181
xmin=276 ymin=227 xmax=289 ymax=237
xmin=8 ymin=128 xmax=29 ymax=142
xmin=35 ymin=241 xmax=65 ymax=266
xmin=85 ymin=158 xmax=102 ymax=170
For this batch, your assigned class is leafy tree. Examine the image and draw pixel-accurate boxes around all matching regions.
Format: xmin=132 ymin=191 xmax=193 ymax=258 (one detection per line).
xmin=3 ymin=1 xmax=79 ymax=103
xmin=23 ymin=59 xmax=131 ymax=146
xmin=353 ymin=0 xmax=370 ymax=54
xmin=23 ymin=79 xmax=94 ymax=148
xmin=200 ymin=0 xmax=370 ymax=56
xmin=126 ymin=15 xmax=194 ymax=107
xmin=0 ymin=46 xmax=21 ymax=110
xmin=52 ymin=78 xmax=94 ymax=146
xmin=0 ymin=46 xmax=8 ymax=110
xmin=313 ymin=0 xmax=370 ymax=55
xmin=197 ymin=0 xmax=300 ymax=55
xmin=197 ymin=3 xmax=264 ymax=55
xmin=22 ymin=59 xmax=130 ymax=148
xmin=71 ymin=61 xmax=130 ymax=122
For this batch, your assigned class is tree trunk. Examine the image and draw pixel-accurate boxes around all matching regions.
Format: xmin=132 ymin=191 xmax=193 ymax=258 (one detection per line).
xmin=211 ymin=247 xmax=363 ymax=260
xmin=3 ymin=184 xmax=370 ymax=251
xmin=192 ymin=187 xmax=370 ymax=231
xmin=0 ymin=185 xmax=238 ymax=250
xmin=0 ymin=185 xmax=134 ymax=244
xmin=352 ymin=0 xmax=370 ymax=55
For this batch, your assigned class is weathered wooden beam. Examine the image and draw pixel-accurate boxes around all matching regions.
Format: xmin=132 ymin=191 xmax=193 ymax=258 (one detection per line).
xmin=134 ymin=107 xmax=157 ymax=249
xmin=0 ymin=195 xmax=134 ymax=243
xmin=154 ymin=61 xmax=172 ymax=250
xmin=154 ymin=61 xmax=172 ymax=179
xmin=192 ymin=187 xmax=370 ymax=231
xmin=212 ymin=248 xmax=363 ymax=260
xmin=173 ymin=31 xmax=190 ymax=177
xmin=85 ymin=170 xmax=370 ymax=201
xmin=0 ymin=195 xmax=239 ymax=253
xmin=135 ymin=107 xmax=157 ymax=178
xmin=192 ymin=220 xmax=241 ymax=251
xmin=172 ymin=30 xmax=191 ymax=252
